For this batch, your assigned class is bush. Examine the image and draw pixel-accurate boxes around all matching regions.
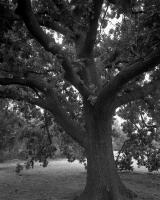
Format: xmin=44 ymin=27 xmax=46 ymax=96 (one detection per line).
xmin=116 ymin=152 xmax=133 ymax=171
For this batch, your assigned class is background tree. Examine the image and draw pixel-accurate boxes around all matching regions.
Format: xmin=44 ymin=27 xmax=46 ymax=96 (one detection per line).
xmin=0 ymin=99 xmax=58 ymax=164
xmin=0 ymin=99 xmax=23 ymax=161
xmin=117 ymin=92 xmax=160 ymax=172
xmin=1 ymin=0 xmax=160 ymax=200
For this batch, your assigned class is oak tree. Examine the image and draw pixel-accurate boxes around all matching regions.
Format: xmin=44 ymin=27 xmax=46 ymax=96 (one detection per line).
xmin=1 ymin=0 xmax=160 ymax=199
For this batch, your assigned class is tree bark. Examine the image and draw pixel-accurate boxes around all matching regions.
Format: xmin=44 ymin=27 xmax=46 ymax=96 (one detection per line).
xmin=76 ymin=105 xmax=136 ymax=200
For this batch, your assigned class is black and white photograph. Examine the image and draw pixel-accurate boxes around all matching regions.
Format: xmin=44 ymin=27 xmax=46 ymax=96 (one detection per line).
xmin=0 ymin=0 xmax=160 ymax=199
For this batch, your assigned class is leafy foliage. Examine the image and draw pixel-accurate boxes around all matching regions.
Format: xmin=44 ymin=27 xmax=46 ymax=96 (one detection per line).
xmin=0 ymin=100 xmax=22 ymax=154
xmin=116 ymin=152 xmax=134 ymax=172
xmin=1 ymin=1 xmax=160 ymax=198
xmin=117 ymin=97 xmax=160 ymax=172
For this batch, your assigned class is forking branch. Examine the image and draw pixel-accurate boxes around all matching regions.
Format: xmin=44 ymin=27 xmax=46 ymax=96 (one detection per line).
xmin=95 ymin=46 xmax=160 ymax=110
xmin=15 ymin=0 xmax=91 ymax=99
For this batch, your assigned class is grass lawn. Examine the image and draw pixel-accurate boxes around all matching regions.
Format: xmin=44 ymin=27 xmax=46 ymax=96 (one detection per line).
xmin=0 ymin=159 xmax=160 ymax=200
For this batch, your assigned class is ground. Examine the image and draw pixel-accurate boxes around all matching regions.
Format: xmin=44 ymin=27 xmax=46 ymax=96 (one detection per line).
xmin=0 ymin=159 xmax=160 ymax=200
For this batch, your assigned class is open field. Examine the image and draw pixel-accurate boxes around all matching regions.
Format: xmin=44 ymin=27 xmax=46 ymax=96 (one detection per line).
xmin=0 ymin=159 xmax=160 ymax=200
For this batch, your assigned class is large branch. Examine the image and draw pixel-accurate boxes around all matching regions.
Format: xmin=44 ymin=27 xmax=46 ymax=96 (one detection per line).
xmin=36 ymin=89 xmax=87 ymax=148
xmin=79 ymin=0 xmax=104 ymax=57
xmin=0 ymin=88 xmax=44 ymax=107
xmin=0 ymin=77 xmax=87 ymax=146
xmin=16 ymin=0 xmax=64 ymax=54
xmin=0 ymin=77 xmax=47 ymax=93
xmin=0 ymin=77 xmax=88 ymax=147
xmin=96 ymin=46 xmax=160 ymax=109
xmin=115 ymin=80 xmax=160 ymax=108
xmin=15 ymin=0 xmax=91 ymax=99
xmin=0 ymin=85 xmax=87 ymax=147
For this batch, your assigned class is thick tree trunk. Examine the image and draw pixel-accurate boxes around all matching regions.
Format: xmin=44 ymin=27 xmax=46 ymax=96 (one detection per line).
xmin=76 ymin=107 xmax=136 ymax=200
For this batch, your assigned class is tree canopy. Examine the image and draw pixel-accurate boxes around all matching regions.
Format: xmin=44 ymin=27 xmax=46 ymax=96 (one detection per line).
xmin=1 ymin=0 xmax=160 ymax=199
